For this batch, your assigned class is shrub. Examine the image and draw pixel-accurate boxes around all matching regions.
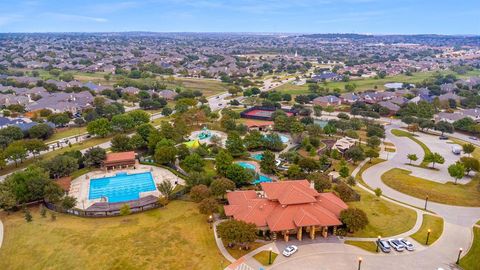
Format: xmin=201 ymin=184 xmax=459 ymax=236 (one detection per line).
xmin=340 ymin=208 xmax=369 ymax=233
xmin=190 ymin=184 xmax=211 ymax=202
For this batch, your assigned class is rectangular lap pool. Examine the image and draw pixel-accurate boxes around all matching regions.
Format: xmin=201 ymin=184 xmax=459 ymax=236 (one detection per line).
xmin=89 ymin=172 xmax=157 ymax=203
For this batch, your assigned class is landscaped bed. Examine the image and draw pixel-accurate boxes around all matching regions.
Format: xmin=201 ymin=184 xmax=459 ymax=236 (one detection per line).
xmin=460 ymin=226 xmax=480 ymax=270
xmin=382 ymin=168 xmax=480 ymax=207
xmin=410 ymin=214 xmax=444 ymax=246
xmin=0 ymin=200 xmax=229 ymax=270
xmin=344 ymin=240 xmax=377 ymax=253
xmin=253 ymin=250 xmax=278 ymax=266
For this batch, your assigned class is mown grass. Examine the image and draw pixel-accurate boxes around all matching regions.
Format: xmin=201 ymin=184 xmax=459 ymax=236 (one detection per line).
xmin=410 ymin=214 xmax=444 ymax=246
xmin=344 ymin=241 xmax=377 ymax=253
xmin=0 ymin=201 xmax=229 ymax=270
xmin=274 ymin=69 xmax=480 ymax=95
xmin=46 ymin=127 xmax=88 ymax=143
xmin=460 ymin=226 xmax=480 ymax=270
xmin=391 ymin=129 xmax=432 ymax=167
xmin=253 ymin=250 xmax=278 ymax=266
xmin=382 ymin=168 xmax=480 ymax=207
xmin=223 ymin=240 xmax=265 ymax=259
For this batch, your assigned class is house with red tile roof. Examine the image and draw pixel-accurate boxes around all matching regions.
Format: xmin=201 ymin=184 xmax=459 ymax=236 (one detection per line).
xmin=224 ymin=180 xmax=348 ymax=242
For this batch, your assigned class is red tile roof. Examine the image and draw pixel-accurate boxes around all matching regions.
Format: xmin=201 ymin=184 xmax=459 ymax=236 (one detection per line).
xmin=225 ymin=180 xmax=348 ymax=232
xmin=105 ymin=151 xmax=136 ymax=163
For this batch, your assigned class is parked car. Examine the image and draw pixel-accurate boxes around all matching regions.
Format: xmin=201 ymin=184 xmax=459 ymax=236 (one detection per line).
xmin=439 ymin=135 xmax=449 ymax=140
xmin=282 ymin=245 xmax=298 ymax=257
xmin=452 ymin=145 xmax=462 ymax=155
xmin=398 ymin=238 xmax=415 ymax=251
xmin=377 ymin=239 xmax=391 ymax=253
xmin=388 ymin=239 xmax=405 ymax=252
xmin=469 ymin=136 xmax=478 ymax=141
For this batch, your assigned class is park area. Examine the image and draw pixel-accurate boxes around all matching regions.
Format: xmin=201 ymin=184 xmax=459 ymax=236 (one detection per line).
xmin=382 ymin=168 xmax=480 ymax=207
xmin=0 ymin=201 xmax=229 ymax=270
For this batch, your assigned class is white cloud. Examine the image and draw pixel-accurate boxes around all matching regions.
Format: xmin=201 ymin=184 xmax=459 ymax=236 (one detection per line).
xmin=43 ymin=13 xmax=108 ymax=23
xmin=89 ymin=1 xmax=140 ymax=14
xmin=0 ymin=15 xmax=23 ymax=26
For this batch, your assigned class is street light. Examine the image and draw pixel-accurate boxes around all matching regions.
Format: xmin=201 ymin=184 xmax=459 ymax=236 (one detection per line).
xmin=426 ymin=229 xmax=431 ymax=245
xmin=268 ymin=247 xmax=273 ymax=265
xmin=358 ymin=257 xmax=362 ymax=270
xmin=208 ymin=215 xmax=213 ymax=229
xmin=456 ymin=248 xmax=463 ymax=264
xmin=376 ymin=236 xmax=381 ymax=252
xmin=424 ymin=195 xmax=429 ymax=210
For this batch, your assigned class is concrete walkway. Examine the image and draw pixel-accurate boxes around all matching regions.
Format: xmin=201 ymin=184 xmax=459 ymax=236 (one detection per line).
xmin=213 ymin=220 xmax=236 ymax=263
xmin=0 ymin=219 xmax=3 ymax=249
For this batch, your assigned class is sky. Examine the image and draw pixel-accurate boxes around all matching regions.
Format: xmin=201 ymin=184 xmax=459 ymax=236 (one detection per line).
xmin=0 ymin=0 xmax=479 ymax=34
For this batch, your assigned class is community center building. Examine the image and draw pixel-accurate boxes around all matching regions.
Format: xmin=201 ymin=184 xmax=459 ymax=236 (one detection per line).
xmin=224 ymin=180 xmax=348 ymax=242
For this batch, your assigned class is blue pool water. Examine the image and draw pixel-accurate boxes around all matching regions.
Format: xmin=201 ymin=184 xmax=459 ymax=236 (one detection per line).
xmin=237 ymin=161 xmax=256 ymax=170
xmin=253 ymin=175 xmax=272 ymax=185
xmin=279 ymin=135 xmax=289 ymax=143
xmin=89 ymin=172 xmax=156 ymax=203
xmin=251 ymin=153 xmax=264 ymax=161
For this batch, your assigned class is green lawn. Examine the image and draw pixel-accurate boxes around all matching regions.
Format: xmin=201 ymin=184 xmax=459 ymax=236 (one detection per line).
xmin=460 ymin=226 xmax=480 ymax=270
xmin=410 ymin=214 xmax=444 ymax=246
xmin=344 ymin=241 xmax=377 ymax=253
xmin=0 ymin=201 xmax=229 ymax=270
xmin=347 ymin=187 xmax=417 ymax=238
xmin=391 ymin=129 xmax=432 ymax=167
xmin=47 ymin=127 xmax=88 ymax=143
xmin=223 ymin=240 xmax=265 ymax=259
xmin=274 ymin=69 xmax=480 ymax=95
xmin=253 ymin=250 xmax=278 ymax=266
xmin=382 ymin=168 xmax=480 ymax=207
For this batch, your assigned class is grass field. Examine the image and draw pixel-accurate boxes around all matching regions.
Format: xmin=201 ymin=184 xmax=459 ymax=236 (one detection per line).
xmin=460 ymin=226 xmax=480 ymax=270
xmin=347 ymin=186 xmax=417 ymax=238
xmin=391 ymin=129 xmax=432 ymax=167
xmin=410 ymin=214 xmax=444 ymax=246
xmin=382 ymin=168 xmax=480 ymax=207
xmin=344 ymin=241 xmax=377 ymax=253
xmin=223 ymin=241 xmax=265 ymax=260
xmin=47 ymin=127 xmax=88 ymax=143
xmin=0 ymin=201 xmax=229 ymax=270
xmin=274 ymin=69 xmax=480 ymax=95
xmin=253 ymin=250 xmax=278 ymax=266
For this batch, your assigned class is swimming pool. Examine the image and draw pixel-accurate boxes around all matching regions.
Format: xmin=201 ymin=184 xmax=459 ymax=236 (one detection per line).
xmin=89 ymin=172 xmax=157 ymax=203
xmin=279 ymin=135 xmax=289 ymax=143
xmin=253 ymin=175 xmax=272 ymax=184
xmin=251 ymin=153 xmax=264 ymax=161
xmin=236 ymin=161 xmax=256 ymax=170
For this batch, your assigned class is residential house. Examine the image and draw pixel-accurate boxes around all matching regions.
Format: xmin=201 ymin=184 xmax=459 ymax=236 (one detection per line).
xmin=312 ymin=95 xmax=341 ymax=107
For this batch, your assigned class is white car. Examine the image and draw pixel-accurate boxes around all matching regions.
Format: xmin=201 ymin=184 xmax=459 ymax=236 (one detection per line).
xmin=398 ymin=238 xmax=415 ymax=251
xmin=388 ymin=239 xmax=405 ymax=252
xmin=282 ymin=245 xmax=298 ymax=257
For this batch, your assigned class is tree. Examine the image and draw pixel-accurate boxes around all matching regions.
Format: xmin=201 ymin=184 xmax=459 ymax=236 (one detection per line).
xmin=448 ymin=163 xmax=465 ymax=184
xmin=298 ymin=157 xmax=320 ymax=172
xmin=366 ymin=136 xmax=381 ymax=149
xmin=157 ymin=180 xmax=174 ymax=199
xmin=366 ymin=125 xmax=385 ymax=138
xmin=216 ymin=220 xmax=257 ymax=248
xmin=307 ymin=172 xmax=331 ymax=192
xmin=2 ymin=166 xmax=50 ymax=204
xmin=182 ymin=153 xmax=205 ymax=172
xmin=24 ymin=208 xmax=33 ymax=222
xmin=128 ymin=110 xmax=150 ymax=126
xmin=47 ymin=113 xmax=70 ymax=127
xmin=339 ymin=165 xmax=350 ymax=178
xmin=260 ymin=150 xmax=276 ymax=174
xmin=0 ymin=185 xmax=16 ymax=211
xmin=111 ymin=114 xmax=135 ymax=132
xmin=374 ymin=188 xmax=382 ymax=197
xmin=120 ymin=204 xmax=131 ymax=216
xmin=4 ymin=141 xmax=27 ymax=166
xmin=225 ymin=164 xmax=255 ymax=186
xmin=423 ymin=152 xmax=445 ymax=169
xmin=345 ymin=146 xmax=365 ymax=164
xmin=45 ymin=155 xmax=79 ymax=178
xmin=61 ymin=196 xmax=77 ymax=210
xmin=407 ymin=154 xmax=418 ymax=165
xmin=84 ymin=147 xmax=106 ymax=167
xmin=286 ymin=164 xmax=304 ymax=179
xmin=334 ymin=182 xmax=357 ymax=202
xmin=365 ymin=149 xmax=379 ymax=163
xmin=435 ymin=121 xmax=454 ymax=136
xmin=210 ymin=178 xmax=235 ymax=199
xmin=198 ymin=197 xmax=219 ymax=215
xmin=459 ymin=157 xmax=480 ymax=175
xmin=0 ymin=126 xmax=24 ymax=141
xmin=226 ymin=132 xmax=246 ymax=157
xmin=190 ymin=184 xmax=211 ymax=202
xmin=462 ymin=143 xmax=475 ymax=156
xmin=28 ymin=123 xmax=54 ymax=140
xmin=340 ymin=208 xmax=369 ymax=233
xmin=154 ymin=145 xmax=177 ymax=165
xmin=111 ymin=134 xmax=133 ymax=152
xmin=24 ymin=139 xmax=48 ymax=158
xmin=87 ymin=118 xmax=112 ymax=137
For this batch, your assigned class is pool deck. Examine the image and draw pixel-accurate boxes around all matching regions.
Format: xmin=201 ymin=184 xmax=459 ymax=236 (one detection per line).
xmin=188 ymin=130 xmax=228 ymax=146
xmin=69 ymin=164 xmax=185 ymax=210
